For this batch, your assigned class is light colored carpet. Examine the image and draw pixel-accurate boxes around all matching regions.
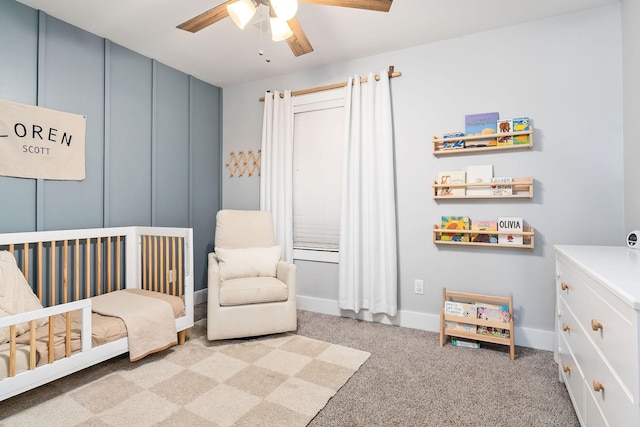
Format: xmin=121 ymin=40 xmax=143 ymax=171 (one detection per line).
xmin=0 ymin=324 xmax=370 ymax=427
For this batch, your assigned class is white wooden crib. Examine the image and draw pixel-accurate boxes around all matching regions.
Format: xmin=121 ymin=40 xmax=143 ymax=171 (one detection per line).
xmin=0 ymin=226 xmax=194 ymax=401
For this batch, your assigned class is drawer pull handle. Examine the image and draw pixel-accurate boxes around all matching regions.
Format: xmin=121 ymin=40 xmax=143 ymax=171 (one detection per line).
xmin=591 ymin=319 xmax=603 ymax=332
xmin=562 ymin=323 xmax=571 ymax=332
xmin=562 ymin=364 xmax=571 ymax=373
xmin=561 ymin=282 xmax=570 ymax=291
xmin=593 ymin=380 xmax=605 ymax=392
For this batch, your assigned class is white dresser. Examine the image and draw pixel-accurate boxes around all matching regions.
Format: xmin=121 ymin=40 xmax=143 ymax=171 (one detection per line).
xmin=555 ymin=245 xmax=640 ymax=426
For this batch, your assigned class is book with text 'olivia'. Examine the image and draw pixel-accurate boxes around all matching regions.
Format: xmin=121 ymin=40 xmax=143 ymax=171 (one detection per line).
xmin=497 ymin=217 xmax=523 ymax=244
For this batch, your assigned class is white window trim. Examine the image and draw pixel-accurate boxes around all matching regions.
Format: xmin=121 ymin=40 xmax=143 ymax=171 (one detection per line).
xmin=293 ymin=248 xmax=339 ymax=263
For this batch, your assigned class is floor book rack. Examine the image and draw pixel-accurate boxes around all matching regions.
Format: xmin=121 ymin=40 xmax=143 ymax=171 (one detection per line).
xmin=439 ymin=288 xmax=515 ymax=360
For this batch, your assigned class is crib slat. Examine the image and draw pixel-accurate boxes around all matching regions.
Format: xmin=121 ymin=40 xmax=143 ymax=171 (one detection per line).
xmin=179 ymin=237 xmax=183 ymax=298
xmin=38 ymin=242 xmax=43 ymax=304
xmin=48 ymin=316 xmax=55 ymax=364
xmin=9 ymin=325 xmax=16 ymax=377
xmin=8 ymin=243 xmax=14 ymax=255
xmin=75 ymin=239 xmax=80 ymax=301
xmin=166 ymin=236 xmax=170 ymax=294
xmin=29 ymin=320 xmax=36 ymax=370
xmin=23 ymin=242 xmax=29 ymax=282
xmin=86 ymin=238 xmax=91 ymax=298
xmin=116 ymin=235 xmax=121 ymax=290
xmin=63 ymin=240 xmax=69 ymax=304
xmin=159 ymin=237 xmax=163 ymax=293
xmin=97 ymin=237 xmax=102 ymax=296
xmin=107 ymin=236 xmax=112 ymax=293
xmin=65 ymin=312 xmax=72 ymax=357
xmin=172 ymin=237 xmax=177 ymax=296
xmin=50 ymin=240 xmax=56 ymax=306
xmin=154 ymin=236 xmax=158 ymax=292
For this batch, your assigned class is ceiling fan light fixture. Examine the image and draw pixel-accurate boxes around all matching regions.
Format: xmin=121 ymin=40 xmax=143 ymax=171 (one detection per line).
xmin=270 ymin=16 xmax=293 ymax=41
xmin=270 ymin=0 xmax=298 ymax=21
xmin=227 ymin=0 xmax=257 ymax=29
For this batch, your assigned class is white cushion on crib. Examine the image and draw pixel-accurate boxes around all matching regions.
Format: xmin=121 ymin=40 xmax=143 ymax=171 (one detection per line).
xmin=215 ymin=246 xmax=281 ymax=281
xmin=0 ymin=251 xmax=47 ymax=344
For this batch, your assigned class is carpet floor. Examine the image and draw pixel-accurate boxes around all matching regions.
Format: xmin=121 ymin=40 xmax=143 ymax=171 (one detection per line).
xmin=0 ymin=323 xmax=369 ymax=426
xmin=1 ymin=306 xmax=579 ymax=426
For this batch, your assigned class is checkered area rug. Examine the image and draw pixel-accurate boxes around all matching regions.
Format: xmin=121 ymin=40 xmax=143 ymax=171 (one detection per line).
xmin=1 ymin=324 xmax=370 ymax=426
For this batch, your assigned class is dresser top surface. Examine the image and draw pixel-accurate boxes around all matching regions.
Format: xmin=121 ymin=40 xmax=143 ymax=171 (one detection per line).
xmin=555 ymin=245 xmax=640 ymax=309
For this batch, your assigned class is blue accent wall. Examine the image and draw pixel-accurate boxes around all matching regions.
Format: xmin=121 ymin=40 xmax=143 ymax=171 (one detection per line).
xmin=0 ymin=1 xmax=221 ymax=291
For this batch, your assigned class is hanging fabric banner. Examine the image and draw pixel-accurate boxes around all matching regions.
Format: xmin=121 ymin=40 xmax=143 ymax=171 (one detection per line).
xmin=0 ymin=98 xmax=86 ymax=180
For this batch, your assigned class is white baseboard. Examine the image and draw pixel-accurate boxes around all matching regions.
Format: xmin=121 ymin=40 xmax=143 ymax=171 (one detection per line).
xmin=296 ymin=295 xmax=554 ymax=352
xmin=194 ymin=288 xmax=208 ymax=305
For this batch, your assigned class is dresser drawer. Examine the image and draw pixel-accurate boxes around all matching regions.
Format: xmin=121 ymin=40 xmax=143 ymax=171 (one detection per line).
xmin=558 ymin=331 xmax=586 ymax=426
xmin=557 ymin=258 xmax=638 ymax=394
xmin=558 ymin=298 xmax=637 ymax=426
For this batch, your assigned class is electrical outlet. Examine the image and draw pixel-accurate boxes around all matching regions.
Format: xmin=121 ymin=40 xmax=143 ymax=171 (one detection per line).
xmin=414 ymin=279 xmax=424 ymax=295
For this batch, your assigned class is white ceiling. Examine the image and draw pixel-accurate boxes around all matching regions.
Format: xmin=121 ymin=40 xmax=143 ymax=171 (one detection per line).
xmin=17 ymin=0 xmax=618 ymax=88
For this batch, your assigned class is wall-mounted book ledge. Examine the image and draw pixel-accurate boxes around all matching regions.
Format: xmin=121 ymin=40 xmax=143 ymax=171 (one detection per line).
xmin=432 ymin=128 xmax=533 ymax=156
xmin=432 ymin=177 xmax=534 ymax=199
xmin=433 ymin=225 xmax=535 ymax=249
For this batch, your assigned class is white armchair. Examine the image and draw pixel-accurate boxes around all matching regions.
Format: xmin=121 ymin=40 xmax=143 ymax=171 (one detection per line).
xmin=207 ymin=209 xmax=297 ymax=340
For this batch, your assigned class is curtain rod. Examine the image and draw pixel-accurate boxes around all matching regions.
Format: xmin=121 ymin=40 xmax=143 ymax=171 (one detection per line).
xmin=259 ymin=65 xmax=401 ymax=102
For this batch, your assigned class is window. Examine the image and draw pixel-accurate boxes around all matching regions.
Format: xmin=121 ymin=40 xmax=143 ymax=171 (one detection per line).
xmin=292 ymin=89 xmax=345 ymax=261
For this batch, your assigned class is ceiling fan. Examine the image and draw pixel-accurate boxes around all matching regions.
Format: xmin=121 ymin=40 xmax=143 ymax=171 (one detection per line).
xmin=177 ymin=0 xmax=393 ymax=57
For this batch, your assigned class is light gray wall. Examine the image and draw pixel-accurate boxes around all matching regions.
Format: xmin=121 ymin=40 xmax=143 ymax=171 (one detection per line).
xmin=222 ymin=5 xmax=624 ymax=349
xmin=0 ymin=1 xmax=221 ymax=291
xmin=622 ymin=0 xmax=640 ymax=232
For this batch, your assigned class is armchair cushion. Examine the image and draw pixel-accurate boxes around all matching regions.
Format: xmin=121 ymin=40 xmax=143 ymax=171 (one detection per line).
xmin=215 ymin=245 xmax=281 ymax=281
xmin=219 ymin=276 xmax=288 ymax=306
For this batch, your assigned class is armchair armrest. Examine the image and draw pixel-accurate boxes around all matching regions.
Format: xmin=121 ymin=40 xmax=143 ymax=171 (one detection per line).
xmin=276 ymin=260 xmax=297 ymax=302
xmin=207 ymin=252 xmax=222 ymax=307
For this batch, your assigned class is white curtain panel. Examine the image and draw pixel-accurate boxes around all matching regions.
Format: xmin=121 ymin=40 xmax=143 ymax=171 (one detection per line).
xmin=260 ymin=90 xmax=294 ymax=263
xmin=338 ymin=72 xmax=398 ymax=316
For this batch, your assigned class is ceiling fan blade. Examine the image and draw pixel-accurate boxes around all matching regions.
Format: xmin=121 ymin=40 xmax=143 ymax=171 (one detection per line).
xmin=286 ymin=18 xmax=314 ymax=57
xmin=298 ymin=0 xmax=392 ymax=12
xmin=177 ymin=1 xmax=234 ymax=33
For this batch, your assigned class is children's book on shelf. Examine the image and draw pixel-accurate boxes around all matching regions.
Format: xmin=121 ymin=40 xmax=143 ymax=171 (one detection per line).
xmin=441 ymin=216 xmax=470 ymax=242
xmin=497 ymin=217 xmax=524 ymax=244
xmin=442 ymin=132 xmax=465 ymax=150
xmin=476 ymin=302 xmax=511 ymax=338
xmin=465 ymin=112 xmax=499 ymax=147
xmin=437 ymin=171 xmax=466 ymax=196
xmin=496 ymin=119 xmax=513 ymax=146
xmin=471 ymin=220 xmax=498 ymax=243
xmin=491 ymin=177 xmax=513 ymax=196
xmin=465 ymin=164 xmax=493 ymax=196
xmin=512 ymin=117 xmax=531 ymax=145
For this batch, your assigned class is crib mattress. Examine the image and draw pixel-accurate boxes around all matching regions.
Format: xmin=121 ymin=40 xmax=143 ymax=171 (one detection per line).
xmin=0 ymin=290 xmax=185 ymax=379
